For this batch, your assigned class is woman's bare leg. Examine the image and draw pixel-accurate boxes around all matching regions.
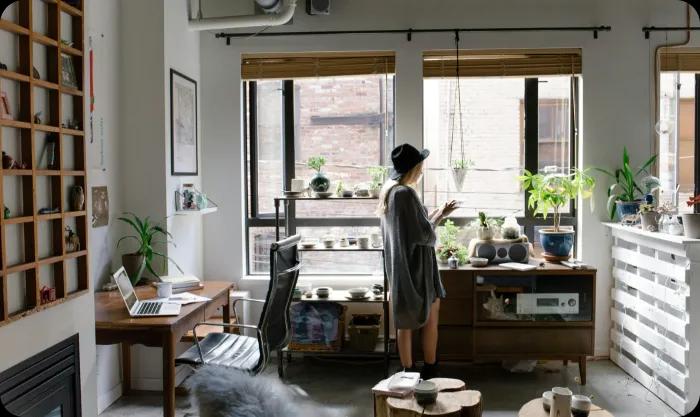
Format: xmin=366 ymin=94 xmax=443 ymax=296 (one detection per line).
xmin=421 ymin=299 xmax=441 ymax=364
xmin=397 ymin=329 xmax=413 ymax=368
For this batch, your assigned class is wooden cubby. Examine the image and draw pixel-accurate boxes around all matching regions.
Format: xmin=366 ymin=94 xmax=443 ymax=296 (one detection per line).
xmin=0 ymin=0 xmax=87 ymax=326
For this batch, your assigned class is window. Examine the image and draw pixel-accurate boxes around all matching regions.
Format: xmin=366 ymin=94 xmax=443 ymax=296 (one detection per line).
xmin=658 ymin=72 xmax=696 ymax=213
xmin=244 ymin=56 xmax=395 ymax=275
xmin=422 ymin=50 xmax=580 ymax=246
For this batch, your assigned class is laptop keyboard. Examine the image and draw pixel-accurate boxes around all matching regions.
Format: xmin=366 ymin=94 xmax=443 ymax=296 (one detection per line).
xmin=137 ymin=302 xmax=162 ymax=315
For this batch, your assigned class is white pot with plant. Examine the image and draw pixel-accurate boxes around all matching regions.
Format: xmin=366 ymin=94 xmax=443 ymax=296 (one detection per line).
xmin=451 ymin=159 xmax=473 ymax=192
xmin=476 ymin=211 xmax=494 ymax=240
xmin=519 ymin=168 xmax=595 ymax=260
xmin=638 ymin=203 xmax=659 ymax=232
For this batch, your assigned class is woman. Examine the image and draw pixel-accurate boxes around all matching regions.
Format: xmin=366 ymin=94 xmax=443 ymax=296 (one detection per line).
xmin=378 ymin=143 xmax=457 ymax=379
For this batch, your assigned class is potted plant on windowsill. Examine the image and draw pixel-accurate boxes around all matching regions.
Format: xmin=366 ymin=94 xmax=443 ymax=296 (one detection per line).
xmin=451 ymin=159 xmax=474 ymax=191
xmin=437 ymin=219 xmax=468 ymax=265
xmin=368 ymin=166 xmax=389 ymax=198
xmin=682 ymin=195 xmax=700 ymax=238
xmin=639 ymin=203 xmax=660 ymax=232
xmin=519 ymin=168 xmax=595 ymax=261
xmin=117 ymin=212 xmax=183 ymax=285
xmin=476 ymin=211 xmax=494 ymax=240
xmin=596 ymin=147 xmax=659 ymax=221
xmin=307 ymin=156 xmax=330 ymax=193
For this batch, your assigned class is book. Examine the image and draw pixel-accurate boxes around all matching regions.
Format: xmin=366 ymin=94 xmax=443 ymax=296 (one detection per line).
xmin=372 ymin=372 xmax=420 ymax=398
xmin=158 ymin=275 xmax=201 ymax=288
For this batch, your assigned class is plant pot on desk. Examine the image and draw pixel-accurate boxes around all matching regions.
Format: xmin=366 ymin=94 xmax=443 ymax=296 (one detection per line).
xmin=122 ymin=253 xmax=145 ymax=285
xmin=539 ymin=228 xmax=574 ymax=261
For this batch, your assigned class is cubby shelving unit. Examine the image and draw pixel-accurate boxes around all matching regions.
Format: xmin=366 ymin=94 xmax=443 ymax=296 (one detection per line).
xmin=0 ymin=0 xmax=87 ymax=326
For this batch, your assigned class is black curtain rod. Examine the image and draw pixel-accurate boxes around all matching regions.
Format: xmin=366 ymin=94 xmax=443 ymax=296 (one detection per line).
xmin=643 ymin=26 xmax=700 ymax=39
xmin=216 ymin=25 xmax=612 ymax=44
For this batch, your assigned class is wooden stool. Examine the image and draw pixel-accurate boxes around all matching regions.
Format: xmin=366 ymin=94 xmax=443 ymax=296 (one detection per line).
xmin=374 ymin=378 xmax=482 ymax=417
xmin=518 ymin=398 xmax=614 ymax=417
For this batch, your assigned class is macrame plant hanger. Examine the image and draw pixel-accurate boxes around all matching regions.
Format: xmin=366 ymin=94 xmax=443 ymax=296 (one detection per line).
xmin=449 ymin=30 xmax=469 ymax=191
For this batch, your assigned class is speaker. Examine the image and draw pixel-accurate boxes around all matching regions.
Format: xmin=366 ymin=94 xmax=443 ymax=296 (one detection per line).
xmin=306 ymin=0 xmax=330 ymax=15
xmin=474 ymin=241 xmax=529 ymax=264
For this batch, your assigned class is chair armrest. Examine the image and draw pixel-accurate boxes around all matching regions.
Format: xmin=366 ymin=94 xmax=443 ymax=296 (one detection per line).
xmin=231 ymin=297 xmax=265 ymax=310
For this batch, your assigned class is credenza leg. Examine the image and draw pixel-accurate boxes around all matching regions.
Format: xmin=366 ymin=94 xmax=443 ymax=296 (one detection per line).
xmin=579 ymin=356 xmax=587 ymax=385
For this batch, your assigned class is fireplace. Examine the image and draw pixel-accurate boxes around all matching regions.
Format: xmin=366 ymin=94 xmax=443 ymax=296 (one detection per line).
xmin=0 ymin=335 xmax=81 ymax=417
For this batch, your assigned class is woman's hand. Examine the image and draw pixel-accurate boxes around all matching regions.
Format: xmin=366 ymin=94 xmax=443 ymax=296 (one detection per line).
xmin=431 ymin=200 xmax=458 ymax=224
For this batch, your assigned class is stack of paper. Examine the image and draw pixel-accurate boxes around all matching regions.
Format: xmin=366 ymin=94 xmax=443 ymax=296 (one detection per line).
xmin=158 ymin=275 xmax=203 ymax=292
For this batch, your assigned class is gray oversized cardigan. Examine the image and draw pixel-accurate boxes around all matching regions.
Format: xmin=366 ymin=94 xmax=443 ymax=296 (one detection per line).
xmin=381 ymin=185 xmax=446 ymax=330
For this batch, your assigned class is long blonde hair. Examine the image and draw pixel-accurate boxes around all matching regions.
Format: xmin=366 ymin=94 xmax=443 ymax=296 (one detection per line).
xmin=376 ymin=162 xmax=424 ymax=216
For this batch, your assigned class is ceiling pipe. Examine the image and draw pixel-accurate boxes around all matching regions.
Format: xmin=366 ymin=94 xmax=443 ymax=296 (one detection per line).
xmin=188 ymin=0 xmax=296 ymax=32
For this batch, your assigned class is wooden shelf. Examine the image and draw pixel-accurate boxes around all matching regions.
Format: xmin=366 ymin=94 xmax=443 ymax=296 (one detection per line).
xmin=0 ymin=69 xmax=30 ymax=83
xmin=298 ymin=245 xmax=383 ymax=252
xmin=0 ymin=119 xmax=32 ymax=129
xmin=0 ymin=0 xmax=89 ymax=327
xmin=0 ymin=19 xmax=30 ymax=36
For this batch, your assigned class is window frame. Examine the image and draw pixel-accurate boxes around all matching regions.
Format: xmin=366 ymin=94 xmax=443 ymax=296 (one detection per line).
xmin=243 ymin=76 xmax=580 ymax=275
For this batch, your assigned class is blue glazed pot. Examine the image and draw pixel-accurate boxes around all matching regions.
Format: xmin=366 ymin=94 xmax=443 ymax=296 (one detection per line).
xmin=539 ymin=229 xmax=575 ymax=257
xmin=309 ymin=172 xmax=330 ymax=192
xmin=615 ymin=200 xmax=641 ymax=222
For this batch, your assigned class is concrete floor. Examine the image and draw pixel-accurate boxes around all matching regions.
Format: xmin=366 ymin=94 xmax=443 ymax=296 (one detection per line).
xmin=101 ymin=359 xmax=680 ymax=417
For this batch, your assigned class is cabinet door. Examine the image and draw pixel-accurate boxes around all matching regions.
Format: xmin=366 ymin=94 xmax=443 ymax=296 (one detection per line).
xmin=474 ymin=328 xmax=593 ymax=356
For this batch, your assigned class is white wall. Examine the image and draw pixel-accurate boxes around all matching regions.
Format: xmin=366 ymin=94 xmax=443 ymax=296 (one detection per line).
xmin=200 ymin=0 xmax=700 ymax=357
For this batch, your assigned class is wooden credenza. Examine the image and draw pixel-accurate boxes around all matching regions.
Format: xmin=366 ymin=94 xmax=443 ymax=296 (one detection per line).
xmin=418 ymin=262 xmax=596 ymax=384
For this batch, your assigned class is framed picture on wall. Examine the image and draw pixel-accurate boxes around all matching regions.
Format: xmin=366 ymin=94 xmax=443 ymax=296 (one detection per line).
xmin=170 ymin=69 xmax=198 ymax=176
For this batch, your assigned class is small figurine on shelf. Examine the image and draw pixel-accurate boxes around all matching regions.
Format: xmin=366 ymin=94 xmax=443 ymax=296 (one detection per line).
xmin=70 ymin=185 xmax=85 ymax=211
xmin=32 ymin=66 xmax=40 ymax=79
xmin=61 ymin=119 xmax=80 ymax=130
xmin=65 ymin=226 xmax=80 ymax=252
xmin=2 ymin=151 xmax=27 ymax=169
xmin=0 ymin=62 xmax=7 ymax=70
xmin=38 ymin=207 xmax=60 ymax=215
xmin=4 ymin=206 xmax=10 ymax=219
xmin=34 ymin=111 xmax=43 ymax=124
xmin=40 ymin=286 xmax=57 ymax=305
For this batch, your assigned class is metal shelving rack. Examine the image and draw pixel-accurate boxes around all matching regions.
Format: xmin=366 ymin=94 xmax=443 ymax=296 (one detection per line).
xmin=273 ymin=195 xmax=392 ymax=377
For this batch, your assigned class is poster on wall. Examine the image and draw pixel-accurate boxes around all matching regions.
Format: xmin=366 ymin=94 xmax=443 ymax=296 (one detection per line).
xmin=92 ymin=186 xmax=109 ymax=227
xmin=170 ymin=69 xmax=198 ymax=176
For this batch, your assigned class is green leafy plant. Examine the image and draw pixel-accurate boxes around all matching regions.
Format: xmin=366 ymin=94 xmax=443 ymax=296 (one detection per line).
xmin=117 ymin=212 xmax=183 ymax=279
xmin=307 ymin=156 xmax=326 ymax=173
xmin=451 ymin=159 xmax=474 ymax=170
xmin=596 ymin=147 xmax=659 ymax=220
xmin=368 ymin=166 xmax=389 ymax=188
xmin=335 ymin=180 xmax=345 ymax=195
xmin=437 ymin=219 xmax=468 ymax=264
xmin=519 ymin=168 xmax=596 ymax=232
xmin=478 ymin=211 xmax=489 ymax=229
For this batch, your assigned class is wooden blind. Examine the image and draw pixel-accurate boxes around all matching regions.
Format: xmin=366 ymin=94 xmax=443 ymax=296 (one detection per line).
xmin=660 ymin=48 xmax=700 ymax=72
xmin=423 ymin=49 xmax=582 ymax=78
xmin=241 ymin=52 xmax=395 ymax=79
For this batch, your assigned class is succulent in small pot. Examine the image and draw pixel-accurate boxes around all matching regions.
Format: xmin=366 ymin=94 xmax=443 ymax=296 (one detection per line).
xmin=307 ymin=156 xmax=330 ymax=192
xmin=682 ymin=195 xmax=700 ymax=239
xmin=638 ymin=203 xmax=659 ymax=232
xmin=596 ymin=147 xmax=659 ymax=222
xmin=476 ymin=211 xmax=494 ymax=240
xmin=450 ymin=159 xmax=474 ymax=191
xmin=519 ymin=168 xmax=595 ymax=260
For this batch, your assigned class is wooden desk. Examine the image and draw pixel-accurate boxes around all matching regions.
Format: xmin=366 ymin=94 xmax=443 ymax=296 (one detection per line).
xmin=95 ymin=281 xmax=233 ymax=417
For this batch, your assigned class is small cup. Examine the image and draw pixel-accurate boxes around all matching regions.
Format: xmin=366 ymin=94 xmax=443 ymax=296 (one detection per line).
xmin=156 ymin=282 xmax=173 ymax=298
xmin=571 ymin=394 xmax=592 ymax=417
xmin=370 ymin=232 xmax=382 ymax=248
xmin=291 ymin=179 xmax=306 ymax=193
xmin=339 ymin=238 xmax=349 ymax=247
xmin=541 ymin=391 xmax=553 ymax=413
xmin=358 ymin=236 xmax=370 ymax=249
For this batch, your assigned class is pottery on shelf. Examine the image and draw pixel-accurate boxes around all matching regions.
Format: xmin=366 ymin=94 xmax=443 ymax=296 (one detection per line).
xmin=682 ymin=213 xmax=700 ymax=239
xmin=640 ymin=212 xmax=659 ymax=232
xmin=122 ymin=253 xmax=145 ymax=285
xmin=615 ymin=200 xmax=642 ymax=222
xmin=539 ymin=228 xmax=575 ymax=259
xmin=70 ymin=185 xmax=85 ymax=211
xmin=309 ymin=171 xmax=330 ymax=192
xmin=477 ymin=227 xmax=493 ymax=240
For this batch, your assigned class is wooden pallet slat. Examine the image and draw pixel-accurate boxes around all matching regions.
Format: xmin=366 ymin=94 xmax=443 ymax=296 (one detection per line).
xmin=612 ymin=246 xmax=688 ymax=282
xmin=613 ymin=266 xmax=688 ymax=312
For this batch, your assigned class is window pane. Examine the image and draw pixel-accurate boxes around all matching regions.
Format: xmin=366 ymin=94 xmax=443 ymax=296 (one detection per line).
xmin=254 ymin=80 xmax=284 ymax=215
xmin=248 ymin=227 xmax=280 ymax=274
xmin=423 ymin=77 xmax=525 ymax=217
xmin=659 ymin=73 xmax=696 ymax=213
xmin=297 ymin=226 xmax=383 ymax=275
xmin=294 ymin=75 xmax=394 ymax=218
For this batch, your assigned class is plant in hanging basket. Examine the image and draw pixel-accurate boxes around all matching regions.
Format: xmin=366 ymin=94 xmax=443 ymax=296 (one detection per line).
xmin=450 ymin=159 xmax=474 ymax=191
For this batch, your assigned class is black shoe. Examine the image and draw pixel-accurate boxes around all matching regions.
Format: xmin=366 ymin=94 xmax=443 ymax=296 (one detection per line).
xmin=421 ymin=362 xmax=440 ymax=380
xmin=401 ymin=363 xmax=419 ymax=374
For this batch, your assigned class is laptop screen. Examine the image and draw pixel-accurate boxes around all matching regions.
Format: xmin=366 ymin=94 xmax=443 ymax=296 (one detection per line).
xmin=114 ymin=269 xmax=138 ymax=311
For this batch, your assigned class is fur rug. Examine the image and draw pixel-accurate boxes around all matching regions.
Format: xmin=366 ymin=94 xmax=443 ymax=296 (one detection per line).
xmin=186 ymin=366 xmax=345 ymax=417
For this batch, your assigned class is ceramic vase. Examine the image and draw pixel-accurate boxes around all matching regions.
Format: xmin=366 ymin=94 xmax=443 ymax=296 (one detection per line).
xmin=682 ymin=213 xmax=700 ymax=239
xmin=309 ymin=171 xmax=330 ymax=192
xmin=70 ymin=185 xmax=85 ymax=211
xmin=477 ymin=227 xmax=493 ymax=240
xmin=615 ymin=200 xmax=641 ymax=222
xmin=640 ymin=212 xmax=659 ymax=232
xmin=539 ymin=228 xmax=575 ymax=259
xmin=122 ymin=254 xmax=146 ymax=285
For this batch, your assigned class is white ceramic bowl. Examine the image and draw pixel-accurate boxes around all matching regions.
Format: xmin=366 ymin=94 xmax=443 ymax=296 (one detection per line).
xmin=348 ymin=287 xmax=369 ymax=298
xmin=315 ymin=287 xmax=332 ymax=298
xmin=470 ymin=257 xmax=489 ymax=267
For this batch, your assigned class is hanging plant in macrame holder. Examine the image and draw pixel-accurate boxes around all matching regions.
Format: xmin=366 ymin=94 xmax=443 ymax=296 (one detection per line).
xmin=448 ymin=31 xmax=473 ymax=192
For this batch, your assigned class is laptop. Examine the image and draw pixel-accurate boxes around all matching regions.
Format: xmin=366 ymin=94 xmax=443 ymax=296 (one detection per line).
xmin=113 ymin=267 xmax=181 ymax=317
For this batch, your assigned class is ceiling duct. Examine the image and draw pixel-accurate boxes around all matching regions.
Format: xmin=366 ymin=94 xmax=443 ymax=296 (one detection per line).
xmin=189 ymin=0 xmax=297 ymax=31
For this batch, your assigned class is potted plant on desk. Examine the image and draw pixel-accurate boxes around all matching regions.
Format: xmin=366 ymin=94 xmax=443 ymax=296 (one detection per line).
xmin=519 ymin=168 xmax=595 ymax=261
xmin=437 ymin=219 xmax=468 ymax=265
xmin=117 ymin=212 xmax=183 ymax=285
xmin=596 ymin=147 xmax=659 ymax=221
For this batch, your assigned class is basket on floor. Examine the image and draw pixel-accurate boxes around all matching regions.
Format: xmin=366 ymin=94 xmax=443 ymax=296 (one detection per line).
xmin=347 ymin=314 xmax=381 ymax=352
xmin=289 ymin=302 xmax=346 ymax=352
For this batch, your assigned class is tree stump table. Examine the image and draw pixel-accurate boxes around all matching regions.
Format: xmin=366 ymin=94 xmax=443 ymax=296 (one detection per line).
xmin=374 ymin=378 xmax=482 ymax=417
xmin=518 ymin=398 xmax=614 ymax=417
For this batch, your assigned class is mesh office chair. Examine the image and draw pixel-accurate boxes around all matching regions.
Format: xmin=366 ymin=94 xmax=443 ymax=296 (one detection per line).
xmin=176 ymin=234 xmax=301 ymax=374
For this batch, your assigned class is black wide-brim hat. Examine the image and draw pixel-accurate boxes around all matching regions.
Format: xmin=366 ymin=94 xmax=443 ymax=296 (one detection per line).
xmin=390 ymin=143 xmax=430 ymax=180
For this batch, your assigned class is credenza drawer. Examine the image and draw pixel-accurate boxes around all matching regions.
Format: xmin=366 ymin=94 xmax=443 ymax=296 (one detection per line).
xmin=440 ymin=297 xmax=473 ymax=325
xmin=474 ymin=328 xmax=592 ymax=356
xmin=438 ymin=326 xmax=473 ymax=359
